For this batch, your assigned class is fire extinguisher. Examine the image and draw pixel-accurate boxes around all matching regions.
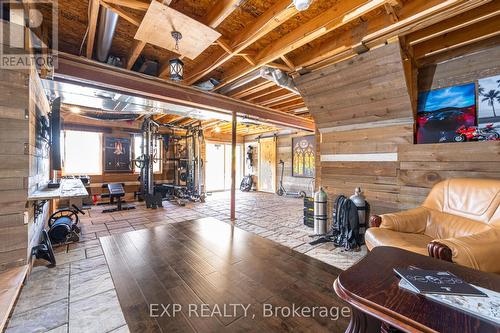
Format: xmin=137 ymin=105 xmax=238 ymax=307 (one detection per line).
xmin=350 ymin=187 xmax=370 ymax=244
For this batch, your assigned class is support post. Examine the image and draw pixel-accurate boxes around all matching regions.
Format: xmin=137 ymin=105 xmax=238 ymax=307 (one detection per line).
xmin=230 ymin=110 xmax=237 ymax=221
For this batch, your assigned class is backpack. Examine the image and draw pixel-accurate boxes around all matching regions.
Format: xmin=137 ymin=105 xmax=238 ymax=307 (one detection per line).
xmin=332 ymin=195 xmax=361 ymax=250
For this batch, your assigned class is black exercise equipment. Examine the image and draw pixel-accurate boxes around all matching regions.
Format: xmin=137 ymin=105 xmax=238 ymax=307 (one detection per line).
xmin=47 ymin=204 xmax=84 ymax=244
xmin=32 ymin=230 xmax=56 ymax=266
xmin=240 ymin=175 xmax=253 ymax=192
xmin=276 ymin=160 xmax=306 ymax=198
xmin=102 ymin=183 xmax=136 ymax=213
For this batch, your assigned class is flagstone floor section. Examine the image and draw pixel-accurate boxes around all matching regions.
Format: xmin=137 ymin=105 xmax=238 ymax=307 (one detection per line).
xmin=7 ymin=191 xmax=366 ymax=333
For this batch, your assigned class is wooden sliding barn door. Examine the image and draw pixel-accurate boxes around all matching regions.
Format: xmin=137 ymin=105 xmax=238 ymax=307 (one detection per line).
xmin=258 ymin=137 xmax=276 ymax=193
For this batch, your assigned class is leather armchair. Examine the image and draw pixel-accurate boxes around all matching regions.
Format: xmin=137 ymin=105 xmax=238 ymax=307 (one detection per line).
xmin=365 ymin=178 xmax=500 ymax=273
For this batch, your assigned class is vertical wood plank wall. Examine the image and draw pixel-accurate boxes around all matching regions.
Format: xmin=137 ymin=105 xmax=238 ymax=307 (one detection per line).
xmin=296 ymin=42 xmax=500 ymax=214
xmin=0 ymin=66 xmax=50 ymax=271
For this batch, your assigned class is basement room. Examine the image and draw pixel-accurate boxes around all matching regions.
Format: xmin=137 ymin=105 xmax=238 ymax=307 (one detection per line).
xmin=0 ymin=0 xmax=499 ymax=332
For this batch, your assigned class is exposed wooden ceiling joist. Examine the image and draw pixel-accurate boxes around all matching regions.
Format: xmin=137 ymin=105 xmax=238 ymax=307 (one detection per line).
xmin=85 ymin=0 xmax=100 ymax=58
xmin=245 ymin=86 xmax=285 ymax=102
xmin=230 ymin=81 xmax=276 ymax=99
xmin=101 ymin=0 xmax=150 ymax=11
xmin=55 ymin=53 xmax=314 ymax=131
xmin=100 ymin=1 xmax=142 ymax=27
xmin=291 ymin=0 xmax=493 ymax=71
xmin=214 ymin=0 xmax=390 ymax=91
xmin=204 ymin=0 xmax=244 ymax=28
xmin=184 ymin=0 xmax=299 ymax=84
xmin=358 ymin=0 xmax=491 ymax=50
xmin=413 ymin=15 xmax=500 ymax=59
xmin=406 ymin=0 xmax=500 ymax=46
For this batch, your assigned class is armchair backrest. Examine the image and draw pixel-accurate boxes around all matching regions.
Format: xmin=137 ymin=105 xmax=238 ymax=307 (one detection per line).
xmin=422 ymin=178 xmax=500 ymax=227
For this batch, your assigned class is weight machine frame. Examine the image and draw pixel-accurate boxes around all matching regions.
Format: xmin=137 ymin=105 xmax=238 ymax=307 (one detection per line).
xmin=133 ymin=117 xmax=206 ymax=208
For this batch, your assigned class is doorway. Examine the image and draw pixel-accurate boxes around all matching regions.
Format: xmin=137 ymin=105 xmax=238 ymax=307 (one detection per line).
xmin=205 ymin=142 xmax=243 ymax=192
xmin=258 ymin=137 xmax=276 ymax=193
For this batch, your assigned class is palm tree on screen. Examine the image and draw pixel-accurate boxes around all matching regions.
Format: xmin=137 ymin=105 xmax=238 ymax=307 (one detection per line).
xmin=482 ymin=90 xmax=499 ymax=117
xmin=478 ymin=85 xmax=484 ymax=96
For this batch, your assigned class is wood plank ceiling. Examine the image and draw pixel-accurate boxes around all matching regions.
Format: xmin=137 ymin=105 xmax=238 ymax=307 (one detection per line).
xmin=40 ymin=0 xmax=500 ymax=132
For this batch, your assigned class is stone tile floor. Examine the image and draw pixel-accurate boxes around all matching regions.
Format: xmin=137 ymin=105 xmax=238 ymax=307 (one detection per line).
xmin=7 ymin=191 xmax=366 ymax=333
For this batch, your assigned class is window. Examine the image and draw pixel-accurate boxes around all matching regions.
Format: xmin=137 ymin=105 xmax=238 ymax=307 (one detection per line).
xmin=133 ymin=135 xmax=162 ymax=174
xmin=62 ymin=130 xmax=102 ymax=175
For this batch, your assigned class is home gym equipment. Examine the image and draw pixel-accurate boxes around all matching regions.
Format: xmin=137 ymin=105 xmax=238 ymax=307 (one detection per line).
xmin=240 ymin=145 xmax=255 ymax=192
xmin=32 ymin=230 xmax=56 ymax=266
xmin=133 ymin=117 xmax=206 ymax=208
xmin=102 ymin=183 xmax=136 ymax=213
xmin=276 ymin=160 xmax=306 ymax=198
xmin=313 ymin=187 xmax=328 ymax=235
xmin=47 ymin=204 xmax=84 ymax=245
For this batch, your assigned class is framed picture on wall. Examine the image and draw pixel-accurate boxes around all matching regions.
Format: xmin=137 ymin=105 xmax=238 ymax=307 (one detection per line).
xmin=416 ymin=83 xmax=476 ymax=144
xmin=292 ymin=135 xmax=315 ymax=178
xmin=104 ymin=136 xmax=132 ymax=172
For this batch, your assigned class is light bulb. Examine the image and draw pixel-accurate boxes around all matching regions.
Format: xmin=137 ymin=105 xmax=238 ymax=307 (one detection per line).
xmin=293 ymin=0 xmax=312 ymax=11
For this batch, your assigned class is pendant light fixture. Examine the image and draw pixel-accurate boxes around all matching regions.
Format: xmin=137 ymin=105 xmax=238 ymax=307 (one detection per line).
xmin=169 ymin=31 xmax=184 ymax=81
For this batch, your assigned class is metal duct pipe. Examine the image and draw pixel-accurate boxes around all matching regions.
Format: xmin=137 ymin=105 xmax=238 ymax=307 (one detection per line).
xmin=95 ymin=7 xmax=119 ymax=62
xmin=260 ymin=67 xmax=300 ymax=95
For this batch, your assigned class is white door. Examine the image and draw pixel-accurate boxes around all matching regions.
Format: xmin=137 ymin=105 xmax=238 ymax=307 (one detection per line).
xmin=206 ymin=143 xmax=243 ymax=192
xmin=206 ymin=143 xmax=225 ymax=191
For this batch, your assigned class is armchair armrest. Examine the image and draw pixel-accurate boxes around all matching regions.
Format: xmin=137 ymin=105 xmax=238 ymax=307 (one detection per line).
xmin=370 ymin=207 xmax=429 ymax=234
xmin=427 ymin=241 xmax=452 ymax=262
xmin=432 ymin=229 xmax=500 ymax=273
xmin=369 ymin=215 xmax=382 ymax=228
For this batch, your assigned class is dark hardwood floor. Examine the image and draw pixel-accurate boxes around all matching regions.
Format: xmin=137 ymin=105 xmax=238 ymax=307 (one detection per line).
xmin=100 ymin=217 xmax=350 ymax=333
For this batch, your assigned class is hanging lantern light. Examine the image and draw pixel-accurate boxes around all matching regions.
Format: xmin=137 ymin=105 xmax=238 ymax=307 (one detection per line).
xmin=169 ymin=30 xmax=184 ymax=81
xmin=169 ymin=58 xmax=184 ymax=81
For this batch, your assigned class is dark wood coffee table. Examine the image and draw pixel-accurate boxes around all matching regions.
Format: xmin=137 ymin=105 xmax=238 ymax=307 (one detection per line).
xmin=334 ymin=246 xmax=500 ymax=333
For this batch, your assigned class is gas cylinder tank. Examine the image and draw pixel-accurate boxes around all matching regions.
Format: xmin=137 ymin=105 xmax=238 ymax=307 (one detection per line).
xmin=314 ymin=187 xmax=328 ymax=235
xmin=350 ymin=187 xmax=368 ymax=242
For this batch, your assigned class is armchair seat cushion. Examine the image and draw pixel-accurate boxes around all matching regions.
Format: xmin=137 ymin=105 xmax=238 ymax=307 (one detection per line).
xmin=365 ymin=228 xmax=433 ymax=257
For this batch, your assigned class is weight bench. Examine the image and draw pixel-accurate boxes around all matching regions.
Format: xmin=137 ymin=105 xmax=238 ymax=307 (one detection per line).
xmin=102 ymin=183 xmax=136 ymax=213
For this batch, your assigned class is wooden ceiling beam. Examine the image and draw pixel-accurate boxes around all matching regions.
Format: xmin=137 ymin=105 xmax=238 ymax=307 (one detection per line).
xmin=358 ymin=0 xmax=491 ymax=50
xmin=101 ymin=0 xmax=149 ymax=11
xmin=55 ymin=54 xmax=314 ymax=131
xmin=244 ymin=86 xmax=285 ymax=102
xmin=413 ymin=15 xmax=500 ymax=59
xmin=204 ymin=0 xmax=244 ymax=28
xmin=254 ymin=91 xmax=297 ymax=105
xmin=100 ymin=1 xmax=142 ymax=26
xmin=185 ymin=0 xmax=299 ymax=85
xmin=280 ymin=55 xmax=296 ymax=71
xmin=263 ymin=95 xmax=303 ymax=108
xmin=126 ymin=40 xmax=147 ymax=69
xmin=230 ymin=81 xmax=275 ymax=99
xmin=214 ymin=0 xmax=390 ymax=91
xmin=291 ymin=0 xmax=492 ymax=71
xmin=86 ymin=0 xmax=100 ymax=59
xmin=406 ymin=1 xmax=500 ymax=46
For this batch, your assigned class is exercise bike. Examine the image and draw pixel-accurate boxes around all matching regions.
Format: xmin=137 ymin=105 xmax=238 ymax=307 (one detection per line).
xmin=276 ymin=160 xmax=306 ymax=198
